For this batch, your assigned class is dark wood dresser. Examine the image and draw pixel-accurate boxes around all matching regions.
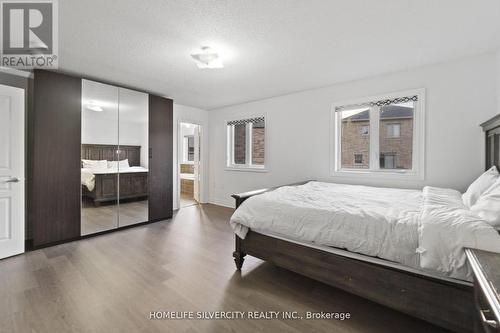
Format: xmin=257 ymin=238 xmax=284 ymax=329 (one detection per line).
xmin=466 ymin=248 xmax=500 ymax=332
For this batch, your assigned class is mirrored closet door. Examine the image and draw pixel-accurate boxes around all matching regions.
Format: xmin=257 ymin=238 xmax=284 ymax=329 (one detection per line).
xmin=116 ymin=88 xmax=149 ymax=228
xmin=81 ymin=80 xmax=119 ymax=235
xmin=80 ymin=80 xmax=149 ymax=236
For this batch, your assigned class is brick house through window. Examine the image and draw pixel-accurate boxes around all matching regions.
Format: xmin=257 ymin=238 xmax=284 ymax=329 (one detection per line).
xmin=227 ymin=117 xmax=266 ymax=168
xmin=233 ymin=124 xmax=246 ymax=164
xmin=341 ymin=105 xmax=413 ymax=170
xmin=251 ymin=120 xmax=265 ymax=165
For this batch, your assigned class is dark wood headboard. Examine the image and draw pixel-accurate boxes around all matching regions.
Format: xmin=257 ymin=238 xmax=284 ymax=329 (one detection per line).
xmin=481 ymin=114 xmax=500 ymax=171
xmin=81 ymin=144 xmax=142 ymax=167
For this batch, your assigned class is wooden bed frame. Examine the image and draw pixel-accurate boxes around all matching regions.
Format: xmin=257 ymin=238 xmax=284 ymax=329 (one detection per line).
xmin=231 ymin=115 xmax=500 ymax=333
xmin=81 ymin=144 xmax=148 ymax=206
xmin=232 ymin=185 xmax=473 ymax=333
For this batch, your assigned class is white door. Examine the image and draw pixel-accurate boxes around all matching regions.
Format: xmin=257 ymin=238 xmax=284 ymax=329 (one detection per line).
xmin=193 ymin=125 xmax=201 ymax=203
xmin=0 ymin=84 xmax=24 ymax=259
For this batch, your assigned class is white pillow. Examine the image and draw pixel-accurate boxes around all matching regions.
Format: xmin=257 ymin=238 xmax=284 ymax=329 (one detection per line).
xmin=82 ymin=159 xmax=108 ymax=170
xmin=471 ymin=178 xmax=500 ymax=227
xmin=462 ymin=166 xmax=499 ymax=207
xmin=108 ymin=159 xmax=130 ymax=169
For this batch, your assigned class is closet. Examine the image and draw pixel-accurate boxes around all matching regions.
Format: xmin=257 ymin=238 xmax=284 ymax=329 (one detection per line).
xmin=28 ymin=70 xmax=173 ymax=247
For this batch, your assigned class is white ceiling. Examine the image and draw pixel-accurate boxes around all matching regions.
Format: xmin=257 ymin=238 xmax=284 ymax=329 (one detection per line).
xmin=60 ymin=0 xmax=500 ymax=110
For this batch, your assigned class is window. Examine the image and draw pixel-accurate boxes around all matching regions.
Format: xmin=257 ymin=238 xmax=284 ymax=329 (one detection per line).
xmin=233 ymin=124 xmax=246 ymax=164
xmin=380 ymin=153 xmax=395 ymax=169
xmin=182 ymin=135 xmax=195 ymax=163
xmin=340 ymin=108 xmax=370 ymax=169
xmin=360 ymin=125 xmax=369 ymax=136
xmin=332 ymin=89 xmax=425 ymax=179
xmin=227 ymin=116 xmax=266 ymax=170
xmin=386 ymin=123 xmax=400 ymax=138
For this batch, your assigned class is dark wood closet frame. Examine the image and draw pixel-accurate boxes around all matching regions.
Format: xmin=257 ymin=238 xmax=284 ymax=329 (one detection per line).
xmin=231 ymin=115 xmax=500 ymax=333
xmin=27 ymin=69 xmax=173 ymax=249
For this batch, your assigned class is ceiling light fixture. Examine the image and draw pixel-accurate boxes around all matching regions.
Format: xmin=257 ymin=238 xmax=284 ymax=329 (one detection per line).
xmin=86 ymin=101 xmax=104 ymax=112
xmin=191 ymin=46 xmax=224 ymax=69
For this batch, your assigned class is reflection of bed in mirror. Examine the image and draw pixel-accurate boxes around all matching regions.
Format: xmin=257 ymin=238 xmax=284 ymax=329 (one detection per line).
xmin=81 ymin=144 xmax=148 ymax=206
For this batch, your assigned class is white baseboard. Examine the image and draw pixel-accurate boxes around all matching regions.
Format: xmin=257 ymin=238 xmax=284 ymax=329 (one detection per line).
xmin=208 ymin=197 xmax=235 ymax=209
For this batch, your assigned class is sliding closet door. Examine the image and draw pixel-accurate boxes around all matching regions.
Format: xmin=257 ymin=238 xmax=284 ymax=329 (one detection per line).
xmin=148 ymin=95 xmax=173 ymax=221
xmin=118 ymin=88 xmax=149 ymax=227
xmin=80 ymin=80 xmax=119 ymax=235
xmin=30 ymin=70 xmax=81 ymax=246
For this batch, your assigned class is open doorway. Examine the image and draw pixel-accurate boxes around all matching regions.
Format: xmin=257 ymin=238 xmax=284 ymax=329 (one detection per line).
xmin=179 ymin=122 xmax=201 ymax=208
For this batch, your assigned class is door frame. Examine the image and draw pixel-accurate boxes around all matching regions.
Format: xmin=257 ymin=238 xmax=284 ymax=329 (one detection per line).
xmin=176 ymin=119 xmax=204 ymax=209
xmin=0 ymin=84 xmax=25 ymax=258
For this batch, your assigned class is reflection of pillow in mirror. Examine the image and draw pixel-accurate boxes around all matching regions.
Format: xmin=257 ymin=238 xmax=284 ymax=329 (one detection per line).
xmin=120 ymin=159 xmax=130 ymax=169
xmin=108 ymin=159 xmax=129 ymax=169
xmin=82 ymin=159 xmax=107 ymax=170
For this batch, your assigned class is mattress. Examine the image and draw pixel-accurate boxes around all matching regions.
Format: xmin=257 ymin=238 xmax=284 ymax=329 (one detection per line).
xmin=230 ymin=181 xmax=500 ymax=281
xmin=231 ymin=181 xmax=422 ymax=268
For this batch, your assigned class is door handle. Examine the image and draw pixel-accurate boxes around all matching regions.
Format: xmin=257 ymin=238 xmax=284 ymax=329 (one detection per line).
xmin=3 ymin=177 xmax=20 ymax=183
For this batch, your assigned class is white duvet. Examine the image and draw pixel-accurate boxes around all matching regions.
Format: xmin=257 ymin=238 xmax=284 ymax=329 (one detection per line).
xmin=230 ymin=181 xmax=500 ymax=280
xmin=81 ymin=166 xmax=149 ymax=191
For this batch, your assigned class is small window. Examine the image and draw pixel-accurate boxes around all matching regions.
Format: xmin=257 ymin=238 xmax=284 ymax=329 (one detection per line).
xmin=227 ymin=116 xmax=266 ymax=169
xmin=360 ymin=125 xmax=369 ymax=136
xmin=386 ymin=123 xmax=401 ymax=138
xmin=354 ymin=154 xmax=363 ymax=164
xmin=380 ymin=153 xmax=396 ymax=169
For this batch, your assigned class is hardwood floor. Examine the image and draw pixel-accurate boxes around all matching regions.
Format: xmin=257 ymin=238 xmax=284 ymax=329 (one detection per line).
xmin=81 ymin=198 xmax=148 ymax=235
xmin=0 ymin=204 xmax=450 ymax=333
xmin=180 ymin=193 xmax=198 ymax=208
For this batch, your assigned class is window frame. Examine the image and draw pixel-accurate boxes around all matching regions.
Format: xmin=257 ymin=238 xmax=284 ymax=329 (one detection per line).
xmin=330 ymin=88 xmax=425 ymax=180
xmin=225 ymin=114 xmax=268 ymax=172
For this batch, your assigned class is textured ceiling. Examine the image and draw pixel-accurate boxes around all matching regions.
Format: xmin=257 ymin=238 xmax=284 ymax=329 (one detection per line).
xmin=59 ymin=0 xmax=500 ymax=110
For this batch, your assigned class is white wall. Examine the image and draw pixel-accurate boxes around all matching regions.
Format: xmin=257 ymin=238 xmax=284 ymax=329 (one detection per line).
xmin=208 ymin=52 xmax=499 ymax=207
xmin=497 ymin=50 xmax=500 ymax=113
xmin=173 ymin=103 xmax=209 ymax=210
xmin=82 ymin=113 xmax=149 ymax=167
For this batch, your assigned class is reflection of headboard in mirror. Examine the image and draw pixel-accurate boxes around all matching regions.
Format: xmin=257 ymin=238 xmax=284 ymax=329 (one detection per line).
xmin=81 ymin=144 xmax=141 ymax=167
xmin=481 ymin=114 xmax=500 ymax=172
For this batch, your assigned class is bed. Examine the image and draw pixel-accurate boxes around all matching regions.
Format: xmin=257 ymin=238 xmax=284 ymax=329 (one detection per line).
xmin=81 ymin=144 xmax=148 ymax=206
xmin=229 ymin=115 xmax=500 ymax=333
